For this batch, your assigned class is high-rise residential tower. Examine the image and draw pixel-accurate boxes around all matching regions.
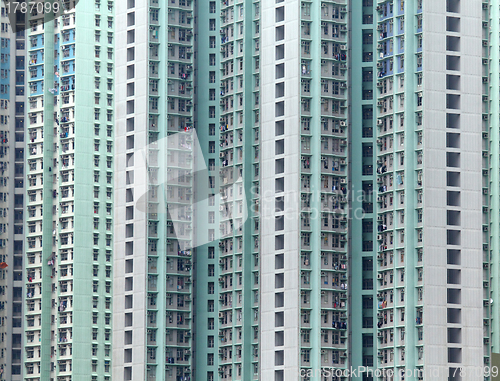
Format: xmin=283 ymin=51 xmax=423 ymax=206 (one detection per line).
xmin=114 ymin=0 xmax=195 ymax=380
xmin=0 ymin=5 xmax=26 ymax=380
xmin=24 ymin=0 xmax=115 ymax=379
xmin=260 ymin=1 xmax=350 ymax=380
xmin=116 ymin=0 xmax=350 ymax=380
xmin=350 ymin=0 xmax=485 ymax=380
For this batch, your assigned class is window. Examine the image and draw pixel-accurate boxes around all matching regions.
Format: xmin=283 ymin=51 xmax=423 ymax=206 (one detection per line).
xmin=207 ymin=353 xmax=214 ymax=366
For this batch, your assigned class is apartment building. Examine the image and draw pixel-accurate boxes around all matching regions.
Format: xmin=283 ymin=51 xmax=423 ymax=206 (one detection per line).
xmin=260 ymin=1 xmax=350 ymax=380
xmin=114 ymin=0 xmax=195 ymax=380
xmin=24 ymin=0 xmax=115 ymax=379
xmin=0 ymin=5 xmax=25 ymax=381
xmin=351 ymin=0 xmax=485 ymax=380
xmin=116 ymin=0 xmax=348 ymax=380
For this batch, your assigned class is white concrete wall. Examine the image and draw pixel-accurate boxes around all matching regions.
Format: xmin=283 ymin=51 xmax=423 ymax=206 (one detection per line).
xmin=423 ymin=0 xmax=483 ymax=377
xmin=260 ymin=1 xmax=301 ymax=380
xmin=113 ymin=1 xmax=148 ymax=379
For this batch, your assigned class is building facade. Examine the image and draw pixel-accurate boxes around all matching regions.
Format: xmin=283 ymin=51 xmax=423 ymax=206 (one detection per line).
xmin=112 ymin=0 xmax=488 ymax=381
xmin=114 ymin=0 xmax=195 ymax=380
xmin=0 ymin=5 xmax=26 ymax=381
xmin=351 ymin=0 xmax=485 ymax=380
xmin=24 ymin=0 xmax=115 ymax=379
xmin=11 ymin=0 xmax=494 ymax=380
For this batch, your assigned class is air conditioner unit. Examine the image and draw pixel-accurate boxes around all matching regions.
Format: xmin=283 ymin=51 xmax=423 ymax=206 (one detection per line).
xmin=340 ymin=121 xmax=346 ymax=127
xmin=377 ymin=274 xmax=383 ymax=279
